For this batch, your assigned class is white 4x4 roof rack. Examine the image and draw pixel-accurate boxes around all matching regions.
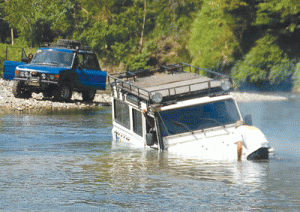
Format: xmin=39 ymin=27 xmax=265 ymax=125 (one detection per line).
xmin=108 ymin=62 xmax=234 ymax=104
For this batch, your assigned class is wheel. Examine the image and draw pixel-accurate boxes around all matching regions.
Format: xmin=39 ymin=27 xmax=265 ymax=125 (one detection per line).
xmin=54 ymin=84 xmax=72 ymax=102
xmin=12 ymin=80 xmax=32 ymax=99
xmin=82 ymin=89 xmax=96 ymax=102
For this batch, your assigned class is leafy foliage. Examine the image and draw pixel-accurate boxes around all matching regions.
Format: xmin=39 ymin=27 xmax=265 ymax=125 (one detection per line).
xmin=189 ymin=0 xmax=300 ymax=88
xmin=1 ymin=0 xmax=300 ymax=90
xmin=189 ymin=0 xmax=241 ymax=69
xmin=0 ymin=43 xmax=37 ymax=76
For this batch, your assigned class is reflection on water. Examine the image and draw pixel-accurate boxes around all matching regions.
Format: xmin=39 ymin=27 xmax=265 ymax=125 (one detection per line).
xmin=0 ymin=101 xmax=300 ymax=211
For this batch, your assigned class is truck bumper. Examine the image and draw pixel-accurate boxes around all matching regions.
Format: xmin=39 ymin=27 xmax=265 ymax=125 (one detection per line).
xmin=14 ymin=78 xmax=58 ymax=91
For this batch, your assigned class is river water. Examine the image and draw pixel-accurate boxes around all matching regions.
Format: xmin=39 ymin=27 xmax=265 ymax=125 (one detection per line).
xmin=0 ymin=100 xmax=299 ymax=211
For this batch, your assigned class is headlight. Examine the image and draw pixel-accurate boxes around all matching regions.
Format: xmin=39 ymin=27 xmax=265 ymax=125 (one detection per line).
xmin=20 ymin=71 xmax=25 ymax=77
xmin=151 ymin=92 xmax=163 ymax=103
xmin=221 ymin=80 xmax=231 ymax=91
xmin=49 ymin=75 xmax=55 ymax=80
xmin=24 ymin=71 xmax=29 ymax=78
xmin=41 ymin=73 xmax=47 ymax=80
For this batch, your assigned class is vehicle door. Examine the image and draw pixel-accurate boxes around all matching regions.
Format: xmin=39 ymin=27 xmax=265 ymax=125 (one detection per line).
xmin=3 ymin=48 xmax=27 ymax=80
xmin=76 ymin=53 xmax=106 ymax=90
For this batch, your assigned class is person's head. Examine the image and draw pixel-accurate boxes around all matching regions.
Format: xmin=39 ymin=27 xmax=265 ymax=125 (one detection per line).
xmin=235 ymin=120 xmax=244 ymax=128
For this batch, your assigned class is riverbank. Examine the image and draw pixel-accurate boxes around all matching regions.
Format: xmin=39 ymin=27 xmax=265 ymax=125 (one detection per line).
xmin=0 ymin=78 xmax=289 ymax=113
xmin=0 ymin=78 xmax=112 ymax=113
xmin=230 ymin=91 xmax=288 ymax=102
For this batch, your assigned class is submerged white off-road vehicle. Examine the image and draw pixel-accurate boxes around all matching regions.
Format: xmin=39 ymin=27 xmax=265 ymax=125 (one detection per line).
xmin=108 ymin=63 xmax=271 ymax=160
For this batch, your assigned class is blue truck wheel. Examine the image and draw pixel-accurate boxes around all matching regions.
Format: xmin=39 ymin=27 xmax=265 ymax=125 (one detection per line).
xmin=82 ymin=90 xmax=96 ymax=102
xmin=12 ymin=80 xmax=32 ymax=99
xmin=54 ymin=84 xmax=72 ymax=102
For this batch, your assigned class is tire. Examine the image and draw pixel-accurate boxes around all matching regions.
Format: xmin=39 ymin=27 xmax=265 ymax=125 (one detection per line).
xmin=12 ymin=80 xmax=32 ymax=99
xmin=54 ymin=84 xmax=72 ymax=102
xmin=82 ymin=89 xmax=96 ymax=102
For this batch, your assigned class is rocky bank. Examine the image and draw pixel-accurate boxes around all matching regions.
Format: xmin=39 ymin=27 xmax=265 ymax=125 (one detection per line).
xmin=0 ymin=78 xmax=289 ymax=113
xmin=0 ymin=78 xmax=112 ymax=113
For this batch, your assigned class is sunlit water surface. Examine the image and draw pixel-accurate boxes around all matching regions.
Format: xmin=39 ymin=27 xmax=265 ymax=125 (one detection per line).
xmin=0 ymin=100 xmax=299 ymax=211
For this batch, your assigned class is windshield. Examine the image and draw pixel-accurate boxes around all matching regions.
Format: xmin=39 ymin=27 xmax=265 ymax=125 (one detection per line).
xmin=31 ymin=49 xmax=74 ymax=67
xmin=160 ymin=99 xmax=240 ymax=136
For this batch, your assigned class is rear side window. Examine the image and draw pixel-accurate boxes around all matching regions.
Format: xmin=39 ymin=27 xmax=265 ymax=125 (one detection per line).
xmin=133 ymin=109 xmax=143 ymax=137
xmin=114 ymin=99 xmax=130 ymax=129
xmin=78 ymin=53 xmax=100 ymax=70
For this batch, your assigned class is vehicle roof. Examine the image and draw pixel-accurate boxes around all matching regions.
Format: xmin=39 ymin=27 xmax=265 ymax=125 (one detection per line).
xmin=37 ymin=47 xmax=95 ymax=54
xmin=109 ymin=63 xmax=233 ymax=104
xmin=38 ymin=47 xmax=75 ymax=53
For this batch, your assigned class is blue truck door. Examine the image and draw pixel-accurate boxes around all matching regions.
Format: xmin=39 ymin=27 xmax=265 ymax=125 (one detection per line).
xmin=3 ymin=48 xmax=27 ymax=80
xmin=76 ymin=53 xmax=106 ymax=90
xmin=4 ymin=61 xmax=26 ymax=80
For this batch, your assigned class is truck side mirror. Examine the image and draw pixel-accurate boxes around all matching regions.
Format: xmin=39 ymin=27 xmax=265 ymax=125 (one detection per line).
xmin=146 ymin=133 xmax=155 ymax=146
xmin=244 ymin=114 xmax=252 ymax=126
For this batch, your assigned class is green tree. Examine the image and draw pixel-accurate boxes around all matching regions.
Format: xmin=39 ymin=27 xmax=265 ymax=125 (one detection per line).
xmin=189 ymin=0 xmax=300 ymax=88
xmin=189 ymin=0 xmax=246 ymax=71
xmin=0 ymin=1 xmax=10 ymax=43
xmin=231 ymin=0 xmax=300 ymax=86
xmin=79 ymin=1 xmax=145 ymax=65
xmin=232 ymin=34 xmax=294 ymax=84
xmin=4 ymin=0 xmax=82 ymax=46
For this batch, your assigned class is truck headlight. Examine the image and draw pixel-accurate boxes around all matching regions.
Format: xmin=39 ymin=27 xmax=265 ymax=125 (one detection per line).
xmin=41 ymin=73 xmax=47 ymax=80
xmin=49 ymin=75 xmax=55 ymax=80
xmin=24 ymin=71 xmax=29 ymax=78
xmin=221 ymin=80 xmax=231 ymax=91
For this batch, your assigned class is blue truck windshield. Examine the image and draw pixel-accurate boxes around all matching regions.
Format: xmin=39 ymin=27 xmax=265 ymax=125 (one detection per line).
xmin=160 ymin=99 xmax=240 ymax=136
xmin=31 ymin=50 xmax=74 ymax=67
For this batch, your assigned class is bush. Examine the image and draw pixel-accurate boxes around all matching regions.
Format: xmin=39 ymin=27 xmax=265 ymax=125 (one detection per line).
xmin=0 ymin=42 xmax=37 ymax=78
xmin=231 ymin=35 xmax=295 ymax=85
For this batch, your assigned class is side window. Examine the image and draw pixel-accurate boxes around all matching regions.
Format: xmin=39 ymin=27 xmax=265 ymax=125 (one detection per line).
xmin=82 ymin=54 xmax=100 ymax=70
xmin=133 ymin=109 xmax=143 ymax=137
xmin=114 ymin=99 xmax=130 ymax=129
xmin=77 ymin=54 xmax=84 ymax=66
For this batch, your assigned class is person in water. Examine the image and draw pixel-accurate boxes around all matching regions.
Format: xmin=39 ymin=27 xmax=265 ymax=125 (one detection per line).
xmin=235 ymin=120 xmax=270 ymax=161
xmin=235 ymin=120 xmax=245 ymax=161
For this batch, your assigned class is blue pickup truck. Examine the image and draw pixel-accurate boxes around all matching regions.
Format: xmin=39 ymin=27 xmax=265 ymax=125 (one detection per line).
xmin=3 ymin=39 xmax=106 ymax=101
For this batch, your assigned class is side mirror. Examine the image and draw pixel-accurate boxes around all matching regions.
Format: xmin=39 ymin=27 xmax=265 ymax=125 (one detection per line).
xmin=244 ymin=114 xmax=252 ymax=126
xmin=146 ymin=133 xmax=155 ymax=146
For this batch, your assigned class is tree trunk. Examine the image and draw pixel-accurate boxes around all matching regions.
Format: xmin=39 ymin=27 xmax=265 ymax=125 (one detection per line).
xmin=11 ymin=28 xmax=14 ymax=46
xmin=139 ymin=0 xmax=146 ymax=53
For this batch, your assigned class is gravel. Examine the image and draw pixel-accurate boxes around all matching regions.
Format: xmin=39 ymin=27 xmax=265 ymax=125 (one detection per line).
xmin=230 ymin=91 xmax=288 ymax=102
xmin=0 ymin=78 xmax=112 ymax=113
xmin=0 ymin=78 xmax=288 ymax=113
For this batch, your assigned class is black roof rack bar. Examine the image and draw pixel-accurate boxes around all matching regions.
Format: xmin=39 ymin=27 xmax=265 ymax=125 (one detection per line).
xmin=40 ymin=40 xmax=92 ymax=51
xmin=108 ymin=63 xmax=234 ymax=103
